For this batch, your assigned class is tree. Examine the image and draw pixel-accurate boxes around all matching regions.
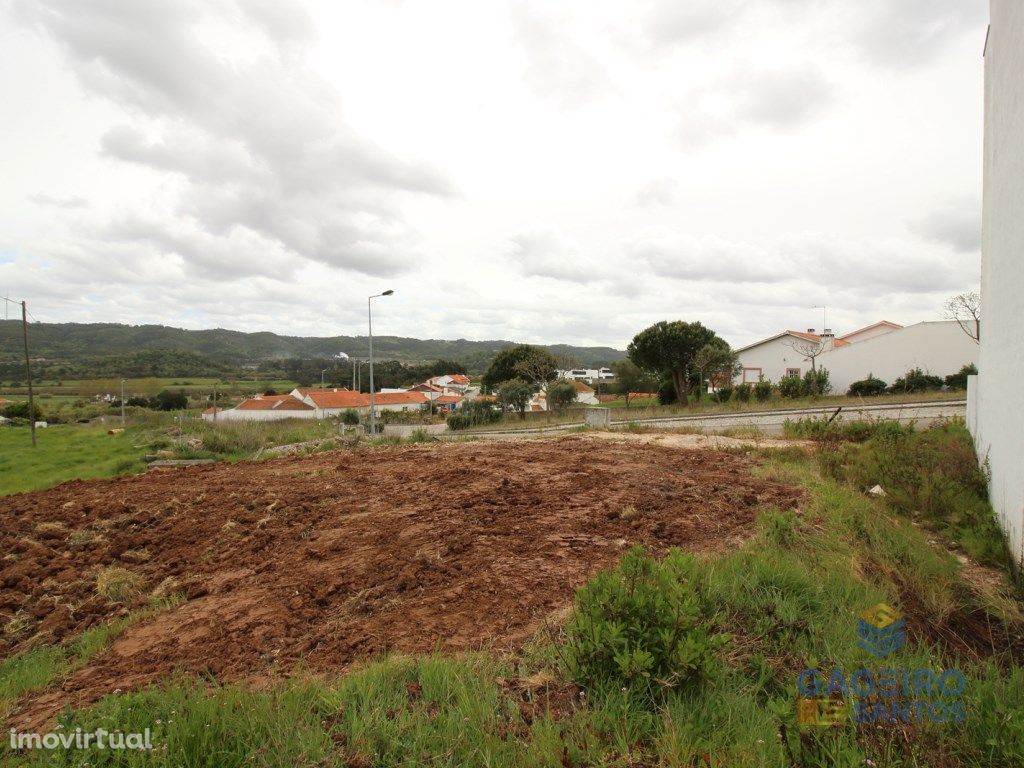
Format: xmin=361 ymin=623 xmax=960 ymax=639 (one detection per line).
xmin=610 ymin=360 xmax=656 ymax=407
xmin=944 ymin=363 xmax=978 ymax=390
xmin=784 ymin=337 xmax=827 ymax=395
xmin=627 ymin=321 xmax=722 ymax=406
xmin=152 ymin=389 xmax=188 ymax=411
xmin=546 ymin=380 xmax=578 ymax=410
xmin=497 ymin=378 xmax=534 ymax=419
xmin=482 ymin=345 xmax=558 ymax=392
xmin=692 ymin=342 xmax=740 ymax=400
xmin=943 ymin=291 xmax=981 ymax=344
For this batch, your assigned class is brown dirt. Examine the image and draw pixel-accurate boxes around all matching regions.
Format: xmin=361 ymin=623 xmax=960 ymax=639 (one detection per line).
xmin=0 ymin=437 xmax=802 ymax=727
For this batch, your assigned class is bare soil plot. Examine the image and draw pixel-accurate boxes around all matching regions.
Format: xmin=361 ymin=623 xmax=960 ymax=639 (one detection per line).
xmin=1 ymin=437 xmax=802 ymax=726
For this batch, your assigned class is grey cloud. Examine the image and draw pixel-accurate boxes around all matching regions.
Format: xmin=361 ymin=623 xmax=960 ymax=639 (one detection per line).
xmin=509 ymin=2 xmax=613 ymax=107
xmin=645 ymin=0 xmax=744 ymax=47
xmin=678 ymin=62 xmax=834 ymax=145
xmin=508 ymin=230 xmax=601 ymax=283
xmin=628 ymin=230 xmax=785 ymax=284
xmin=850 ymin=0 xmax=988 ymax=68
xmin=633 ymin=178 xmax=678 ymax=207
xmin=17 ymin=0 xmax=453 ymax=280
xmin=29 ymin=193 xmax=89 ymax=209
xmin=912 ymin=200 xmax=981 ymax=253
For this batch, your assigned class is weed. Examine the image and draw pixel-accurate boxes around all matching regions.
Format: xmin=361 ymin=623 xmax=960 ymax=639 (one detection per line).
xmin=95 ymin=567 xmax=145 ymax=604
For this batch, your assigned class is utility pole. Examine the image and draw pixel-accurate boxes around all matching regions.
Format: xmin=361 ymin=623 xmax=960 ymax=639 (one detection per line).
xmin=213 ymin=383 xmax=218 ymax=423
xmin=120 ymin=379 xmax=126 ymax=425
xmin=367 ymin=290 xmax=394 ymax=435
xmin=21 ymin=301 xmax=36 ymax=447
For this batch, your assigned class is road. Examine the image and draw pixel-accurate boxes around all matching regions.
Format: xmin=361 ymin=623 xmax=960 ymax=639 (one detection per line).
xmin=458 ymin=399 xmax=967 ymax=439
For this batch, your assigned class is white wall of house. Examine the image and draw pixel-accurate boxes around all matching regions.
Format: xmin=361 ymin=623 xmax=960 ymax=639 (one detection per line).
xmin=735 ymin=335 xmax=812 ymax=385
xmin=839 ymin=323 xmax=901 ymax=344
xmin=972 ymin=0 xmax=1024 ymax=566
xmin=817 ymin=321 xmax=978 ymax=395
xmin=215 ymin=408 xmax=319 ymax=422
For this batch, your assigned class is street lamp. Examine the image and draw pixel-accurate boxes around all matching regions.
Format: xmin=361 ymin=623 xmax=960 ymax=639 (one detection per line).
xmin=367 ymin=289 xmax=394 ymax=435
xmin=321 ymin=368 xmax=329 ymax=390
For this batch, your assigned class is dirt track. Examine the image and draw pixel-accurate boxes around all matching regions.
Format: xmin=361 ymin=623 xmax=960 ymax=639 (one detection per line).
xmin=1 ymin=437 xmax=802 ymax=725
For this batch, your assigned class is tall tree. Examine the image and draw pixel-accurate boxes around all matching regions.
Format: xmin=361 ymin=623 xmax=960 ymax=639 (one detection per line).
xmin=692 ymin=342 xmax=739 ymax=400
xmin=483 ymin=345 xmax=558 ymax=392
xmin=546 ymin=380 xmax=578 ymax=410
xmin=627 ymin=321 xmax=722 ymax=405
xmin=610 ymin=359 xmax=656 ymax=407
xmin=497 ymin=378 xmax=534 ymax=419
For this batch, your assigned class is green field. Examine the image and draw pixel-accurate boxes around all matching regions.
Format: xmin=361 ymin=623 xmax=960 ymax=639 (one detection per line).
xmin=0 ymin=425 xmax=148 ymax=496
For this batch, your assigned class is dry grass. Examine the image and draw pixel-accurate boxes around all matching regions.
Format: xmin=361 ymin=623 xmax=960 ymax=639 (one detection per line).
xmin=95 ymin=567 xmax=145 ymax=604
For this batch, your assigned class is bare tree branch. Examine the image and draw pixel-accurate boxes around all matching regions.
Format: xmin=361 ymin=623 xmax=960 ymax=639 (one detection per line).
xmin=942 ymin=291 xmax=981 ymax=344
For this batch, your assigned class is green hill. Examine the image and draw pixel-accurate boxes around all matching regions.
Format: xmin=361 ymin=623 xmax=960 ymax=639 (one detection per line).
xmin=0 ymin=321 xmax=625 ymax=378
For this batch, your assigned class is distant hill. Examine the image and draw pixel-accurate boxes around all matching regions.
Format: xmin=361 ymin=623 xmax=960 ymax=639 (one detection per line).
xmin=0 ymin=321 xmax=625 ymax=376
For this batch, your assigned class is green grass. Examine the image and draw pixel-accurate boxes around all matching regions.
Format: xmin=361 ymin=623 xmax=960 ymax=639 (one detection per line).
xmin=1 ymin=423 xmax=1019 ymax=767
xmin=0 ymin=597 xmax=182 ymax=722
xmin=0 ymin=425 xmax=149 ymax=495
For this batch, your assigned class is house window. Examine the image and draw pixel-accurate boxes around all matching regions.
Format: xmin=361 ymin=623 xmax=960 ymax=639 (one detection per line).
xmin=786 ymin=368 xmax=800 ymax=378
xmin=742 ymin=368 xmax=762 ymax=383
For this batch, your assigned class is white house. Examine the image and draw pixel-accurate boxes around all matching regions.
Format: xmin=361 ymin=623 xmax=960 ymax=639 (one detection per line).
xmin=214 ymin=394 xmax=318 ymax=421
xmin=817 ymin=321 xmax=978 ymax=395
xmin=427 ymin=374 xmax=471 ymax=393
xmin=734 ymin=329 xmax=852 ymax=385
xmin=560 ymin=368 xmax=615 ymax=383
xmin=970 ymin=0 xmax=1024 ymax=567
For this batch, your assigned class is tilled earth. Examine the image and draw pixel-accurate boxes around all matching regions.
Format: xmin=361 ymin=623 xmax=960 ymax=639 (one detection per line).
xmin=1 ymin=436 xmax=802 ymax=726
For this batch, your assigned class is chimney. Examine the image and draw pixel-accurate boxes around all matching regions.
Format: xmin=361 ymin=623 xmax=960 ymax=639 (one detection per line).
xmin=807 ymin=328 xmax=816 ymax=334
xmin=821 ymin=328 xmax=835 ymax=351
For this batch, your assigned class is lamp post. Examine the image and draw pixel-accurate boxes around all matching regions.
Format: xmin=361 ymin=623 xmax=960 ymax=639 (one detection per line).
xmin=321 ymin=368 xmax=329 ymax=390
xmin=367 ymin=290 xmax=394 ymax=435
xmin=120 ymin=379 xmax=126 ymax=425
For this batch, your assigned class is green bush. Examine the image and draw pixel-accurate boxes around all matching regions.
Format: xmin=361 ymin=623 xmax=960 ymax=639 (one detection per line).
xmin=564 ymin=547 xmax=726 ymax=701
xmin=1 ymin=401 xmax=43 ymax=420
xmin=734 ymin=383 xmax=752 ymax=402
xmin=945 ymin=363 xmax=978 ymax=390
xmin=714 ymin=386 xmax=732 ymax=403
xmin=341 ymin=409 xmax=360 ymax=425
xmin=889 ymin=367 xmax=944 ymax=394
xmin=446 ymin=400 xmax=500 ymax=431
xmin=841 ymin=422 xmax=1010 ymax=567
xmin=801 ymin=367 xmax=831 ymax=396
xmin=847 ymin=373 xmax=887 ymax=397
xmin=753 ymin=380 xmax=772 ymax=401
xmin=657 ymin=379 xmax=677 ymax=405
xmin=778 ymin=375 xmax=803 ymax=398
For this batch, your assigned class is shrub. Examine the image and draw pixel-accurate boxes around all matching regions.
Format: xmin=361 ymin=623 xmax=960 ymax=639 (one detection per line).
xmin=945 ymin=363 xmax=978 ymax=390
xmin=341 ymin=409 xmax=360 ymax=425
xmin=446 ymin=400 xmax=500 ymax=431
xmin=564 ymin=547 xmax=725 ymax=701
xmin=801 ymin=367 xmax=831 ymax=396
xmin=754 ymin=380 xmax=773 ymax=401
xmin=0 ymin=401 xmax=43 ymax=420
xmin=889 ymin=367 xmax=944 ymax=394
xmin=657 ymin=379 xmax=677 ymax=405
xmin=848 ymin=374 xmax=887 ymax=397
xmin=714 ymin=386 xmax=733 ymax=403
xmin=734 ymin=383 xmax=752 ymax=402
xmin=842 ymin=422 xmax=1010 ymax=567
xmin=779 ymin=375 xmax=803 ymax=398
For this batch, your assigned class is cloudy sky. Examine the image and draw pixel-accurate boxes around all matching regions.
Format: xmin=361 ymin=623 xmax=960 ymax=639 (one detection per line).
xmin=0 ymin=0 xmax=986 ymax=349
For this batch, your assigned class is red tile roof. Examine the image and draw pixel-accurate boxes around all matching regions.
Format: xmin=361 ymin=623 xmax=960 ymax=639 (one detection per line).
xmin=449 ymin=374 xmax=470 ymax=384
xmin=435 ymin=394 xmax=463 ymax=404
xmin=372 ymin=392 xmax=429 ymax=406
xmin=305 ymin=390 xmax=368 ymax=409
xmin=294 ymin=387 xmax=350 ymax=396
xmin=236 ymin=396 xmax=314 ymax=411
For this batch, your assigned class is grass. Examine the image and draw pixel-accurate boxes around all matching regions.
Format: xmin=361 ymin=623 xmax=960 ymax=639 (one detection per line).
xmin=0 ymin=597 xmax=182 ymax=722
xmin=0 ymin=425 xmax=148 ymax=495
xmin=1 ymin=422 xmax=1019 ymax=766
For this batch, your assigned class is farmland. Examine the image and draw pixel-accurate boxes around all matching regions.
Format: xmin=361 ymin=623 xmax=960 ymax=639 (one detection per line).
xmin=1 ymin=425 xmax=1022 ymax=766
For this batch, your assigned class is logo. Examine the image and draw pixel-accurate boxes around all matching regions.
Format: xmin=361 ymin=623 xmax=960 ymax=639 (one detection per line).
xmin=795 ymin=603 xmax=967 ymax=727
xmin=857 ymin=603 xmax=905 ymax=657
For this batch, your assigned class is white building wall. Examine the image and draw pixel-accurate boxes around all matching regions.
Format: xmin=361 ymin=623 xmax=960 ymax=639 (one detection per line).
xmin=736 ymin=336 xmax=812 ymax=385
xmin=215 ymin=409 xmax=319 ymax=422
xmin=839 ymin=324 xmax=900 ymax=344
xmin=817 ymin=321 xmax=978 ymax=395
xmin=973 ymin=0 xmax=1024 ymax=566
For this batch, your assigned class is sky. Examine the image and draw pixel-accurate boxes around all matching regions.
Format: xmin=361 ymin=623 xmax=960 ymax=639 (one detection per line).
xmin=0 ymin=0 xmax=987 ymax=350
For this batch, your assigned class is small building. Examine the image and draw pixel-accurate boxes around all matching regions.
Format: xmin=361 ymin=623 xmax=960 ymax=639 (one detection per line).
xmin=570 ymin=380 xmax=600 ymax=406
xmin=218 ymin=395 xmax=318 ymax=421
xmin=734 ymin=329 xmax=851 ymax=385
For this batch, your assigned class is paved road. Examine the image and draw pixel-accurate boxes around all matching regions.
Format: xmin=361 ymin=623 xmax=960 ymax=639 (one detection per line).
xmin=457 ymin=399 xmax=967 ymax=439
